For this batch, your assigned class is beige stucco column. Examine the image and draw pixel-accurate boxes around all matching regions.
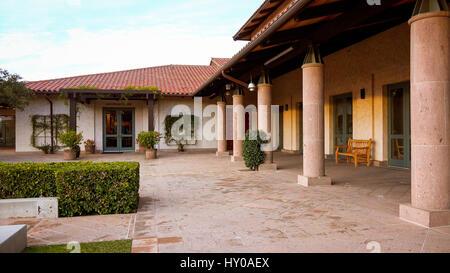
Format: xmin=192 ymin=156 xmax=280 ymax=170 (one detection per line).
xmin=257 ymin=70 xmax=277 ymax=170
xmin=216 ymin=101 xmax=228 ymax=157
xmin=231 ymin=93 xmax=244 ymax=161
xmin=399 ymin=5 xmax=450 ymax=227
xmin=298 ymin=45 xmax=331 ymax=187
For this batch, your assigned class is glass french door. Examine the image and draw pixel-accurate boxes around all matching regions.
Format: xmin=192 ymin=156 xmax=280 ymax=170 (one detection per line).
xmin=334 ymin=93 xmax=353 ymax=149
xmin=388 ymin=82 xmax=411 ymax=168
xmin=103 ymin=109 xmax=135 ymax=152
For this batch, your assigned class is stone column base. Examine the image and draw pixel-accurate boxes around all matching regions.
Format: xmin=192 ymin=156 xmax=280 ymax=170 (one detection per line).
xmin=399 ymin=203 xmax=450 ymax=228
xmin=259 ymin=163 xmax=277 ymax=171
xmin=231 ymin=156 xmax=243 ymax=162
xmin=216 ymin=151 xmax=230 ymax=157
xmin=298 ymin=175 xmax=332 ymax=187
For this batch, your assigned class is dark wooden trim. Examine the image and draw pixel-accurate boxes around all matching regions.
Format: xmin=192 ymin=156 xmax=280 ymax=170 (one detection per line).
xmin=62 ymin=89 xmax=161 ymax=95
xmin=45 ymin=96 xmax=55 ymax=153
xmin=147 ymin=98 xmax=154 ymax=131
xmin=69 ymin=95 xmax=77 ymax=132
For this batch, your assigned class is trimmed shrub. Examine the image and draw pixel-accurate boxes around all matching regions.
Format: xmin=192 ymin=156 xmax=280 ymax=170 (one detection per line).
xmin=0 ymin=162 xmax=63 ymax=198
xmin=243 ymin=130 xmax=268 ymax=171
xmin=56 ymin=162 xmax=140 ymax=217
xmin=0 ymin=161 xmax=140 ymax=217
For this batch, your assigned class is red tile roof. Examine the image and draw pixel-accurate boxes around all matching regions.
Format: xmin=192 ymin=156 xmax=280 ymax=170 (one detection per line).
xmin=210 ymin=58 xmax=230 ymax=67
xmin=26 ymin=59 xmax=230 ymax=96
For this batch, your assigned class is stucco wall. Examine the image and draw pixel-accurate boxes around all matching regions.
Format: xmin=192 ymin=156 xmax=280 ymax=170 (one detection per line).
xmin=16 ymin=96 xmax=69 ymax=152
xmin=16 ymin=96 xmax=221 ymax=152
xmin=271 ymin=23 xmax=411 ymax=162
xmin=155 ymin=96 xmax=220 ymax=150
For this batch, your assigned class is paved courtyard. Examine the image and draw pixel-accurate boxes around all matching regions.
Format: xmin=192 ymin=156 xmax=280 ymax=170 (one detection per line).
xmin=0 ymin=150 xmax=449 ymax=252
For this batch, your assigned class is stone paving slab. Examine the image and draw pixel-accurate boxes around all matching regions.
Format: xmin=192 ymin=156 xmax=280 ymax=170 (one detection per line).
xmin=130 ymin=151 xmax=450 ymax=253
xmin=1 ymin=151 xmax=449 ymax=252
xmin=0 ymin=214 xmax=135 ymax=247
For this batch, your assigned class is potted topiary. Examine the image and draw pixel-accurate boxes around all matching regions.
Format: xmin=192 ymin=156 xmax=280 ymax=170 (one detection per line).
xmin=243 ymin=130 xmax=268 ymax=171
xmin=137 ymin=131 xmax=161 ymax=159
xmin=59 ymin=130 xmax=83 ymax=160
xmin=84 ymin=139 xmax=95 ymax=154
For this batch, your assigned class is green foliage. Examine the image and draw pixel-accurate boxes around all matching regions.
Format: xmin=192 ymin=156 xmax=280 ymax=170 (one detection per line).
xmin=0 ymin=69 xmax=33 ymax=110
xmin=123 ymin=85 xmax=163 ymax=99
xmin=30 ymin=114 xmax=69 ymax=153
xmin=56 ymin=162 xmax=140 ymax=217
xmin=59 ymin=130 xmax=83 ymax=150
xmin=0 ymin=161 xmax=140 ymax=217
xmin=123 ymin=85 xmax=159 ymax=91
xmin=0 ymin=162 xmax=62 ymax=198
xmin=243 ymin=130 xmax=268 ymax=171
xmin=137 ymin=131 xmax=161 ymax=149
xmin=163 ymin=115 xmax=196 ymax=151
xmin=68 ymin=85 xmax=100 ymax=90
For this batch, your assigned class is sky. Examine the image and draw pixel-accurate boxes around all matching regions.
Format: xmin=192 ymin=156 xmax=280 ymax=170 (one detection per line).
xmin=0 ymin=0 xmax=262 ymax=81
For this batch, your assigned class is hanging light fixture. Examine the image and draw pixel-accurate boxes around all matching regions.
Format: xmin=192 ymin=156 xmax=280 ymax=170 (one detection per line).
xmin=248 ymin=74 xmax=257 ymax=92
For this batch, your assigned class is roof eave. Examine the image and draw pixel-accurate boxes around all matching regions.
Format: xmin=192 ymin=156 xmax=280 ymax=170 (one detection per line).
xmin=194 ymin=0 xmax=313 ymax=97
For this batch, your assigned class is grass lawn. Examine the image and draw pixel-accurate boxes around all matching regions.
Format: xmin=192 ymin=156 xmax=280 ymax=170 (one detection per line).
xmin=24 ymin=239 xmax=132 ymax=253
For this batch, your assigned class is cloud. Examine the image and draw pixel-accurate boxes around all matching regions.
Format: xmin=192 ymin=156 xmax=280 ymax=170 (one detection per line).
xmin=0 ymin=25 xmax=247 ymax=81
xmin=0 ymin=0 xmax=260 ymax=81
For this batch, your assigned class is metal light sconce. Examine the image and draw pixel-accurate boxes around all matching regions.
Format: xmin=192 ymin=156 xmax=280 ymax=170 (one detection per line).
xmin=225 ymin=83 xmax=233 ymax=96
xmin=248 ymin=74 xmax=257 ymax=92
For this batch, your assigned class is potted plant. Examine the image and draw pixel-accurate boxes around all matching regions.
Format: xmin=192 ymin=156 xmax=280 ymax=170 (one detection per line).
xmin=59 ymin=130 xmax=83 ymax=160
xmin=137 ymin=131 xmax=161 ymax=159
xmin=136 ymin=137 xmax=146 ymax=153
xmin=84 ymin=139 xmax=95 ymax=154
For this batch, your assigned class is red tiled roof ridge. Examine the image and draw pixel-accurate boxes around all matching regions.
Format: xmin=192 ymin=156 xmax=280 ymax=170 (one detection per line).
xmin=26 ymin=64 xmax=215 ymax=84
xmin=26 ymin=59 xmax=230 ymax=96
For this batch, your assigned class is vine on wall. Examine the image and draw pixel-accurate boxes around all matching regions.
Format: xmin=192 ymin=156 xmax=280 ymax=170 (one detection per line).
xmin=163 ymin=115 xmax=197 ymax=151
xmin=30 ymin=114 xmax=69 ymax=153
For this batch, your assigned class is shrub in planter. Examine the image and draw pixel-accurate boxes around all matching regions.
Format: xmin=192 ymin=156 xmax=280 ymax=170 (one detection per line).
xmin=243 ymin=130 xmax=269 ymax=171
xmin=137 ymin=131 xmax=161 ymax=159
xmin=0 ymin=162 xmax=63 ymax=198
xmin=59 ymin=130 xmax=83 ymax=160
xmin=55 ymin=162 xmax=140 ymax=217
xmin=84 ymin=139 xmax=95 ymax=154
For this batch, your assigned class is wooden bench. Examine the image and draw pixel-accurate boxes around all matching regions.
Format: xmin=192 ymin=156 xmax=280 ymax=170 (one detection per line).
xmin=335 ymin=138 xmax=372 ymax=167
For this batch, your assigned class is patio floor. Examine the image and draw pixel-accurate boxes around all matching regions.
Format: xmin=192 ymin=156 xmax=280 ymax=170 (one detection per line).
xmin=0 ymin=150 xmax=449 ymax=252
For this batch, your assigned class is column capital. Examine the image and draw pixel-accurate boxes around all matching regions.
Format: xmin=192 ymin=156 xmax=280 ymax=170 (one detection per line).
xmin=217 ymin=100 xmax=226 ymax=105
xmin=257 ymin=69 xmax=272 ymax=85
xmin=409 ymin=10 xmax=450 ymax=24
xmin=302 ymin=44 xmax=323 ymax=67
xmin=411 ymin=0 xmax=448 ymax=17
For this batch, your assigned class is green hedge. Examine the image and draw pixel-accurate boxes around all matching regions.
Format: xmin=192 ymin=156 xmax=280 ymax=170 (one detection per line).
xmin=0 ymin=161 xmax=140 ymax=217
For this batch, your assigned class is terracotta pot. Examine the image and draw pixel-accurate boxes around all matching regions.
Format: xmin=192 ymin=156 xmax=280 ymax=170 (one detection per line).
xmin=145 ymin=148 xmax=157 ymax=160
xmin=85 ymin=145 xmax=95 ymax=154
xmin=64 ymin=149 xmax=77 ymax=160
xmin=138 ymin=143 xmax=146 ymax=154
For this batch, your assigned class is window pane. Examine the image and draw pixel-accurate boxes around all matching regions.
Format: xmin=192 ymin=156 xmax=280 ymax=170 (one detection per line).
xmin=391 ymin=89 xmax=404 ymax=135
xmin=106 ymin=111 xmax=117 ymax=135
xmin=106 ymin=137 xmax=117 ymax=148
xmin=122 ymin=136 xmax=133 ymax=148
xmin=391 ymin=138 xmax=404 ymax=160
xmin=121 ymin=110 xmax=133 ymax=135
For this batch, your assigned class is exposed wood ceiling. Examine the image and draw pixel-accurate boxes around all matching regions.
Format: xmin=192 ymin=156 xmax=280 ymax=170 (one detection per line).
xmin=198 ymin=0 xmax=420 ymax=97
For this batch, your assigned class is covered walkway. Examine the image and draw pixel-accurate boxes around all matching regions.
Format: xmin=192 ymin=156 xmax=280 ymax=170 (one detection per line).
xmin=1 ymin=151 xmax=448 ymax=252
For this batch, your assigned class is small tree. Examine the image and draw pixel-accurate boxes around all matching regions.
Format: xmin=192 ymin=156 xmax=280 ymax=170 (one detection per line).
xmin=243 ymin=130 xmax=269 ymax=171
xmin=0 ymin=69 xmax=33 ymax=110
